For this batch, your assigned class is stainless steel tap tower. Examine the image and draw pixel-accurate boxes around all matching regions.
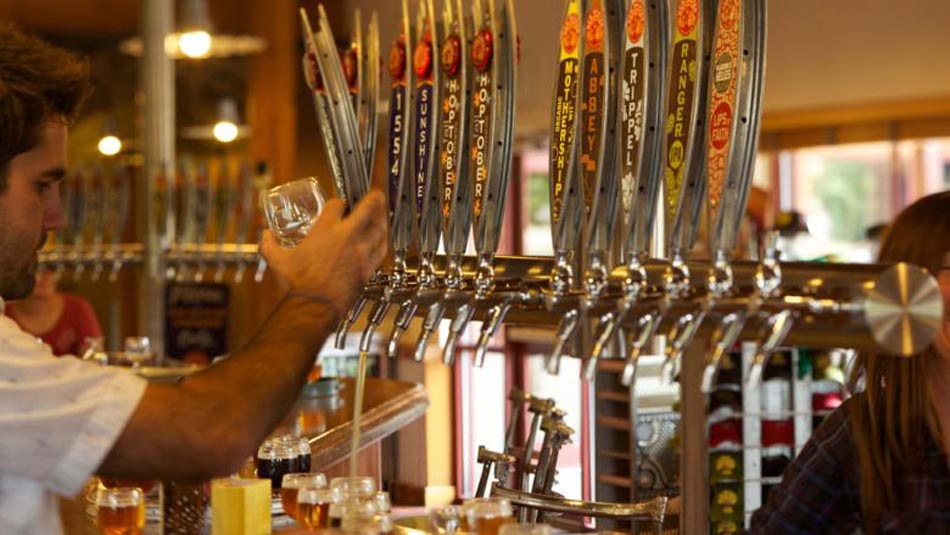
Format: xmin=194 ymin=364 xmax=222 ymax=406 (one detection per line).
xmin=305 ymin=1 xmax=943 ymax=532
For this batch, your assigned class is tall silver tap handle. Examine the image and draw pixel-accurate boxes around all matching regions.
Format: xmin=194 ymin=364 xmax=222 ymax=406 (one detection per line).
xmin=361 ymin=12 xmax=380 ymax=174
xmin=548 ymin=0 xmax=584 ymax=283
xmin=383 ymin=0 xmax=418 ymax=257
xmin=621 ymin=0 xmax=669 ymax=261
xmin=312 ymin=6 xmax=371 ymax=206
xmin=442 ymin=302 xmax=476 ymax=365
xmin=700 ymin=310 xmax=747 ymax=393
xmin=412 ymin=0 xmax=445 ymax=262
xmin=471 ymin=0 xmax=517 ymax=258
xmin=620 ymin=310 xmax=663 ymax=387
xmin=707 ymin=0 xmax=768 ymax=260
xmin=438 ymin=0 xmax=474 ymax=260
xmin=579 ymin=0 xmax=624 ymax=293
xmin=746 ymin=309 xmax=795 ymax=386
xmin=664 ymin=0 xmax=715 ymax=260
xmin=546 ymin=309 xmax=579 ymax=375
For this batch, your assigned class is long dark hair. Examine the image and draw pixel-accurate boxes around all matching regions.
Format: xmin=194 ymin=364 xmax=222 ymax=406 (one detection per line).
xmin=849 ymin=191 xmax=950 ymax=529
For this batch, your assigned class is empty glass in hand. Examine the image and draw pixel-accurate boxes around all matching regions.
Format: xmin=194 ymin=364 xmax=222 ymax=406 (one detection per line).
xmin=260 ymin=177 xmax=326 ymax=247
xmin=96 ymin=487 xmax=145 ymax=535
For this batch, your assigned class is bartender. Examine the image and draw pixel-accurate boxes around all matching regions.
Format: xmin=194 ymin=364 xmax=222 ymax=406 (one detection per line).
xmin=0 ymin=24 xmax=388 ymax=535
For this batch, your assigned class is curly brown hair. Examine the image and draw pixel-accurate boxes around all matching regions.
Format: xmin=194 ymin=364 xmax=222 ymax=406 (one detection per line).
xmin=0 ymin=24 xmax=91 ymax=189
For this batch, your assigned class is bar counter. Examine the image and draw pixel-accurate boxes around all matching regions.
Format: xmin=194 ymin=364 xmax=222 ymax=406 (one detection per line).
xmin=61 ymin=376 xmax=429 ymax=534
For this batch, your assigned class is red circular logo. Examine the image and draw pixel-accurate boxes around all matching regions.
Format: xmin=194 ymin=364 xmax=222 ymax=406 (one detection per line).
xmin=561 ymin=13 xmax=581 ymax=54
xmin=626 ymin=0 xmax=646 ymax=44
xmin=585 ymin=6 xmax=605 ymax=51
xmin=414 ymin=37 xmax=433 ymax=79
xmin=342 ymin=49 xmax=359 ymax=88
xmin=388 ymin=36 xmax=407 ymax=80
xmin=472 ymin=28 xmax=493 ymax=73
xmin=441 ymin=34 xmax=461 ymax=76
xmin=710 ymin=101 xmax=733 ymax=151
xmin=677 ymin=0 xmax=700 ymax=37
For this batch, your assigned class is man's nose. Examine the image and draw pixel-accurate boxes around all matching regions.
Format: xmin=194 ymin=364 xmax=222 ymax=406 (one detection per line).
xmin=44 ymin=187 xmax=66 ymax=231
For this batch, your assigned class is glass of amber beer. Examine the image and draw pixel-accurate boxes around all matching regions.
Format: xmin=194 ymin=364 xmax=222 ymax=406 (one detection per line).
xmin=465 ymin=497 xmax=515 ymax=535
xmin=96 ymin=487 xmax=145 ymax=535
xmin=281 ymin=473 xmax=328 ymax=522
xmin=296 ymin=486 xmax=336 ymax=529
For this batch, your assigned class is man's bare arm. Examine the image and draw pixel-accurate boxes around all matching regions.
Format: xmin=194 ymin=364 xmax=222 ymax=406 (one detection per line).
xmin=98 ymin=191 xmax=388 ymax=481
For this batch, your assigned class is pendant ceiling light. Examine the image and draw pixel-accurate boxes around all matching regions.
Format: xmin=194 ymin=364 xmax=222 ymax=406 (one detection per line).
xmin=121 ymin=0 xmax=266 ymax=59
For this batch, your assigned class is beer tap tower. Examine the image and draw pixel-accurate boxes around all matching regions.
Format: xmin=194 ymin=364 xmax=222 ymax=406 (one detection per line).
xmin=300 ymin=1 xmax=945 ymax=532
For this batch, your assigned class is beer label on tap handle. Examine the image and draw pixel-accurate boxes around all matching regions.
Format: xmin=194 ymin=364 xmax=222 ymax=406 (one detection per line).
xmin=413 ymin=0 xmax=444 ymax=255
xmin=385 ymin=0 xmax=417 ymax=253
xmin=621 ymin=0 xmax=669 ymax=260
xmin=708 ymin=0 xmax=767 ymax=257
xmin=549 ymin=0 xmax=584 ymax=255
xmin=579 ymin=0 xmax=623 ymax=255
xmin=438 ymin=0 xmax=474 ymax=258
xmin=469 ymin=0 xmax=495 ymax=242
xmin=664 ymin=0 xmax=713 ymax=258
xmin=471 ymin=0 xmax=517 ymax=257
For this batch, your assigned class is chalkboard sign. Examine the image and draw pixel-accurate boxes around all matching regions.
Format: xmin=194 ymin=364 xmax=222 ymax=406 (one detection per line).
xmin=164 ymin=282 xmax=230 ymax=364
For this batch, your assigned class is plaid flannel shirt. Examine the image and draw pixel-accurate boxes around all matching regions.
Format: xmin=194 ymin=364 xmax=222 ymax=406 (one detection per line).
xmin=748 ymin=397 xmax=950 ymax=534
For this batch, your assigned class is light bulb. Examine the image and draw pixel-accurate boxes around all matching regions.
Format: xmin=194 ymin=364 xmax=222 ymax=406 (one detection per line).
xmin=98 ymin=135 xmax=122 ymax=156
xmin=178 ymin=30 xmax=212 ymax=59
xmin=213 ymin=121 xmax=238 ymax=143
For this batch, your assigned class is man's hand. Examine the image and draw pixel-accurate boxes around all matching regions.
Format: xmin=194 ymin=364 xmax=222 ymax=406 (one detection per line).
xmin=261 ymin=190 xmax=388 ymax=318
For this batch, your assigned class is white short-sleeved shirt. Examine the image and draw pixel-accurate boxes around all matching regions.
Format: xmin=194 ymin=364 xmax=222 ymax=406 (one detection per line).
xmin=0 ymin=298 xmax=147 ymax=534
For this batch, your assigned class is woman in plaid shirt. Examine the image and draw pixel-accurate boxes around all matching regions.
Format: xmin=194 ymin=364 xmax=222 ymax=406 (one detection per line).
xmin=750 ymin=191 xmax=950 ymax=534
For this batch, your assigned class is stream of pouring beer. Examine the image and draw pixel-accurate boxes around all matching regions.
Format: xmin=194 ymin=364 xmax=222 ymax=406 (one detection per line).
xmin=350 ymin=350 xmax=369 ymax=477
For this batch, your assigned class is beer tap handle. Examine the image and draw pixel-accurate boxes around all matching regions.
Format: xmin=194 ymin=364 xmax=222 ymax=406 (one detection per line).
xmin=335 ymin=296 xmax=368 ymax=349
xmin=620 ymin=310 xmax=662 ymax=387
xmin=701 ymin=310 xmax=747 ymax=394
xmin=746 ymin=309 xmax=795 ymax=386
xmin=359 ymin=298 xmax=392 ymax=354
xmin=661 ymin=308 xmax=708 ymax=385
xmin=386 ymin=299 xmax=418 ymax=359
xmin=583 ymin=312 xmax=620 ymax=381
xmin=546 ymin=309 xmax=579 ymax=375
xmin=442 ymin=302 xmax=475 ymax=366
xmin=473 ymin=300 xmax=512 ymax=368
xmin=415 ymin=301 xmax=446 ymax=362
xmin=252 ymin=257 xmax=268 ymax=283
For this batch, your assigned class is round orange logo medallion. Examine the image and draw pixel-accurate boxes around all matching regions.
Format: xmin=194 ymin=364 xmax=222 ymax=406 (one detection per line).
xmin=472 ymin=28 xmax=493 ymax=73
xmin=561 ymin=12 xmax=581 ymax=54
xmin=441 ymin=34 xmax=461 ymax=76
xmin=677 ymin=0 xmax=700 ymax=36
xmin=626 ymin=0 xmax=646 ymax=44
xmin=388 ymin=36 xmax=407 ymax=80
xmin=585 ymin=6 xmax=605 ymax=51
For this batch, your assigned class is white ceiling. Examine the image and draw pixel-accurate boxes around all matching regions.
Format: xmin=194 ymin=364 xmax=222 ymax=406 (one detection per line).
xmin=336 ymin=0 xmax=950 ymax=139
